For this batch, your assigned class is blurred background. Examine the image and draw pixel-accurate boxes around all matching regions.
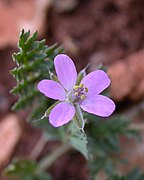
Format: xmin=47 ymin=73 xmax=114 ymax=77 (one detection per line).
xmin=0 ymin=0 xmax=144 ymax=179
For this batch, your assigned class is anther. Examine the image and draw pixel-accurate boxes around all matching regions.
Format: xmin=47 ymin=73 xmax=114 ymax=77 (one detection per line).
xmin=74 ymin=92 xmax=79 ymax=96
xmin=80 ymin=95 xmax=86 ymax=100
xmin=73 ymin=85 xmax=79 ymax=90
xmin=85 ymin=87 xmax=88 ymax=92
xmin=80 ymin=84 xmax=84 ymax=88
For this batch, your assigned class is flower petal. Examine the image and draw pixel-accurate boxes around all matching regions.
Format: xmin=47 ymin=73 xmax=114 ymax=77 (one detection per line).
xmin=49 ymin=102 xmax=75 ymax=127
xmin=80 ymin=95 xmax=115 ymax=117
xmin=37 ymin=80 xmax=66 ymax=101
xmin=81 ymin=70 xmax=111 ymax=96
xmin=54 ymin=54 xmax=77 ymax=91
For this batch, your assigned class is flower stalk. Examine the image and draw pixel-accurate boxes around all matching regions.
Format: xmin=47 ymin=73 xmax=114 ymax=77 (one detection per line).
xmin=35 ymin=143 xmax=72 ymax=174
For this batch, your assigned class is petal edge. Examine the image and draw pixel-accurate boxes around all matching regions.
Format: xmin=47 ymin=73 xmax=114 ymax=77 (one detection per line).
xmin=81 ymin=70 xmax=111 ymax=96
xmin=80 ymin=95 xmax=115 ymax=117
xmin=49 ymin=102 xmax=75 ymax=127
xmin=54 ymin=54 xmax=77 ymax=91
xmin=37 ymin=79 xmax=66 ymax=101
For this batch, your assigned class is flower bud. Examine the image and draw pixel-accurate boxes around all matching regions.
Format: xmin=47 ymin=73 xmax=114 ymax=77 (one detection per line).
xmin=76 ymin=63 xmax=89 ymax=85
xmin=43 ymin=101 xmax=60 ymax=117
xmin=73 ymin=103 xmax=85 ymax=130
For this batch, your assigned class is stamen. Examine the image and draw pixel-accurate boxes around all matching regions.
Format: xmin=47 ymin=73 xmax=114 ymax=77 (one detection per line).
xmin=74 ymin=92 xmax=79 ymax=96
xmin=80 ymin=83 xmax=84 ymax=88
xmin=80 ymin=95 xmax=86 ymax=100
xmin=73 ymin=85 xmax=79 ymax=90
xmin=85 ymin=87 xmax=88 ymax=92
xmin=72 ymin=84 xmax=87 ymax=102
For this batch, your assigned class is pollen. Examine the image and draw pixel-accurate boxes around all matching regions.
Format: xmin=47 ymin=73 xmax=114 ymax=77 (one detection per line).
xmin=80 ymin=94 xmax=86 ymax=100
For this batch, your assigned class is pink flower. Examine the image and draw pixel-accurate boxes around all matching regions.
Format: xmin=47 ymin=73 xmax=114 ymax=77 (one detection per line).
xmin=37 ymin=54 xmax=115 ymax=127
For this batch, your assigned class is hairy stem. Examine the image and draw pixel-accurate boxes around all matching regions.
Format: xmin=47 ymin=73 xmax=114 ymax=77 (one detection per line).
xmin=29 ymin=133 xmax=48 ymax=160
xmin=35 ymin=143 xmax=72 ymax=174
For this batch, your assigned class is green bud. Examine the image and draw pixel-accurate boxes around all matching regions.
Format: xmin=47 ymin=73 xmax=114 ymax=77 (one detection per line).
xmin=42 ymin=101 xmax=60 ymax=118
xmin=73 ymin=103 xmax=85 ymax=130
xmin=47 ymin=67 xmax=59 ymax=82
xmin=50 ymin=73 xmax=59 ymax=82
xmin=76 ymin=63 xmax=89 ymax=85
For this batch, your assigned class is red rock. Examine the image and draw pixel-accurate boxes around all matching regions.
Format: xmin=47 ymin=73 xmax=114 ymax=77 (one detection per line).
xmin=113 ymin=0 xmax=131 ymax=9
xmin=54 ymin=0 xmax=79 ymax=13
xmin=0 ymin=0 xmax=52 ymax=48
xmin=119 ymin=130 xmax=144 ymax=173
xmin=108 ymin=50 xmax=144 ymax=102
xmin=0 ymin=114 xmax=22 ymax=168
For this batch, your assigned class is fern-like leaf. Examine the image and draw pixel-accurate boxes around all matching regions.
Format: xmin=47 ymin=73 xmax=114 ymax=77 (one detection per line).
xmin=11 ymin=29 xmax=63 ymax=111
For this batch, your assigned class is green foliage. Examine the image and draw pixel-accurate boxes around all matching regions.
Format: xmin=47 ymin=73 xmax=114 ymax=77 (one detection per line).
xmin=85 ymin=114 xmax=140 ymax=178
xmin=34 ymin=120 xmax=88 ymax=159
xmin=68 ymin=121 xmax=88 ymax=159
xmin=3 ymin=159 xmax=52 ymax=180
xmin=109 ymin=168 xmax=144 ymax=180
xmin=86 ymin=115 xmax=137 ymax=155
xmin=11 ymin=29 xmax=63 ymax=111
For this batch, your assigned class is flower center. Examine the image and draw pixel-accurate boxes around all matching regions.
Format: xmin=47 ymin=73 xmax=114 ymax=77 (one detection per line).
xmin=67 ymin=83 xmax=88 ymax=104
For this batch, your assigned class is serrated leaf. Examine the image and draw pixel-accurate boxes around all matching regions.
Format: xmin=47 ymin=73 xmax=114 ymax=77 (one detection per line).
xmin=11 ymin=29 xmax=64 ymax=113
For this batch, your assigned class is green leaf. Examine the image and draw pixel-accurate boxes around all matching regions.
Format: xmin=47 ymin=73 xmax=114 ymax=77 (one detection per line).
xmin=68 ymin=122 xmax=88 ymax=159
xmin=11 ymin=29 xmax=64 ymax=112
xmin=86 ymin=114 xmax=141 ymax=178
xmin=109 ymin=168 xmax=144 ymax=180
xmin=73 ymin=103 xmax=85 ymax=130
xmin=3 ymin=159 xmax=52 ymax=180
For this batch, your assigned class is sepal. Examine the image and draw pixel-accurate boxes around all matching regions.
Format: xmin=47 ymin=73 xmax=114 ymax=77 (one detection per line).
xmin=41 ymin=101 xmax=60 ymax=119
xmin=48 ymin=68 xmax=59 ymax=82
xmin=73 ymin=103 xmax=85 ymax=131
xmin=76 ymin=63 xmax=89 ymax=85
